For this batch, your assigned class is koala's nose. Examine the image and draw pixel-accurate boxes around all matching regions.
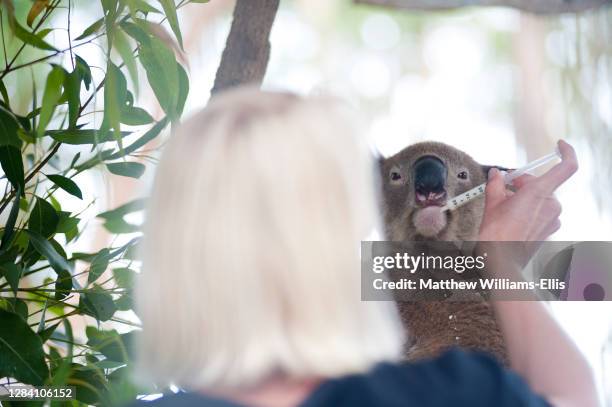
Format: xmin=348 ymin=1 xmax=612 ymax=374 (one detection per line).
xmin=413 ymin=156 xmax=447 ymax=195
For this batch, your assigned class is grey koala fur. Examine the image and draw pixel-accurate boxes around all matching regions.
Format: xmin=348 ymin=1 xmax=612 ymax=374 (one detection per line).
xmin=379 ymin=141 xmax=509 ymax=363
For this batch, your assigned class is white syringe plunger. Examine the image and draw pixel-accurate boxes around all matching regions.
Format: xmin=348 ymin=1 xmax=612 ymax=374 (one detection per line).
xmin=502 ymin=148 xmax=561 ymax=183
xmin=440 ymin=148 xmax=561 ymax=212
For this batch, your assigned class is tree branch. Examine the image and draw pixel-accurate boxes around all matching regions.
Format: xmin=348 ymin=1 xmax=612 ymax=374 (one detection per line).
xmin=354 ymin=0 xmax=612 ymax=14
xmin=211 ymin=0 xmax=280 ymax=95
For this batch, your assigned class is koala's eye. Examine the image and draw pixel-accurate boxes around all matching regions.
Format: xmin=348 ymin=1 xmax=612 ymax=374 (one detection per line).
xmin=457 ymin=171 xmax=468 ymax=180
xmin=390 ymin=171 xmax=402 ymax=182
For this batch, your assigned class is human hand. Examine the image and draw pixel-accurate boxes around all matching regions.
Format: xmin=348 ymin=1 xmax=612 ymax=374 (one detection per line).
xmin=479 ymin=140 xmax=578 ymax=242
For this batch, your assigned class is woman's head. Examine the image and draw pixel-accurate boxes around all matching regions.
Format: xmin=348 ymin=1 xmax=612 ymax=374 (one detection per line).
xmin=136 ymin=87 xmax=403 ymax=390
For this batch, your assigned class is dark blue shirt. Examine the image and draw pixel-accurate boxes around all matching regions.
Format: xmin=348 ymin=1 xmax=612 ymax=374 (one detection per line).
xmin=127 ymin=349 xmax=550 ymax=407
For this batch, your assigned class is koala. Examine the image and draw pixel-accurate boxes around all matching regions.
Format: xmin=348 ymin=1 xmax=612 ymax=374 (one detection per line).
xmin=380 ymin=142 xmax=502 ymax=241
xmin=379 ymin=141 xmax=509 ymax=363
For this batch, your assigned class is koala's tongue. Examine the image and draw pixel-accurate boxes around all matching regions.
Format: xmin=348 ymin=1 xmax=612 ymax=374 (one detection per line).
xmin=413 ymin=206 xmax=447 ymax=237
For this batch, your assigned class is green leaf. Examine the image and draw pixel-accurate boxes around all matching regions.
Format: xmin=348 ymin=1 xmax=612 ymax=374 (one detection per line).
xmin=120 ymin=106 xmax=153 ymax=126
xmin=87 ymin=248 xmax=111 ymax=284
xmin=99 ymin=217 xmax=140 ymax=234
xmin=115 ymin=292 xmax=133 ymax=311
xmin=68 ymin=364 xmax=108 ymax=405
xmin=102 ymin=63 xmax=128 ymax=147
xmin=98 ymin=199 xmax=146 ymax=220
xmin=80 ymin=288 xmax=117 ymax=322
xmin=10 ymin=19 xmax=57 ymax=51
xmin=0 ymin=186 xmax=21 ymax=251
xmin=112 ymin=268 xmax=136 ymax=289
xmin=25 ymin=231 xmax=72 ymax=276
xmin=86 ymin=327 xmax=135 ymax=363
xmin=0 ymin=309 xmax=49 ymax=386
xmin=75 ymin=18 xmax=104 ymax=41
xmin=128 ymin=0 xmax=161 ymax=14
xmin=19 ymin=198 xmax=28 ymax=211
xmin=28 ymin=197 xmax=59 ymax=238
xmin=106 ymin=161 xmax=145 ymax=178
xmin=25 ymin=107 xmax=41 ymax=120
xmin=0 ymin=145 xmax=25 ymax=191
xmin=47 ymin=129 xmax=131 ymax=144
xmin=50 ymin=237 xmax=67 ymax=258
xmin=62 ymin=319 xmax=74 ymax=360
xmin=113 ymin=238 xmax=139 ymax=258
xmin=48 ymin=356 xmax=71 ymax=394
xmin=56 ymin=212 xmax=80 ymax=235
xmin=11 ymin=298 xmax=28 ymax=320
xmin=70 ymin=151 xmax=81 ymax=167
xmin=102 ymin=0 xmax=121 ymax=21
xmin=54 ymin=269 xmax=73 ymax=301
xmin=64 ymin=70 xmax=81 ymax=128
xmin=0 ymin=80 xmax=10 ymax=107
xmin=97 ymin=200 xmax=145 ymax=233
xmin=0 ymin=105 xmax=21 ymax=148
xmin=157 ymin=0 xmax=183 ymax=48
xmin=36 ymin=299 xmax=48 ymax=333
xmin=38 ymin=322 xmax=60 ymax=343
xmin=104 ymin=365 xmax=138 ymax=406
xmin=0 ymin=246 xmax=19 ymax=265
xmin=46 ymin=174 xmax=83 ymax=199
xmin=64 ymin=223 xmax=79 ymax=243
xmin=139 ymin=36 xmax=179 ymax=120
xmin=114 ymin=28 xmax=139 ymax=94
xmin=75 ymin=55 xmax=92 ymax=90
xmin=49 ymin=194 xmax=62 ymax=211
xmin=37 ymin=65 xmax=65 ymax=137
xmin=15 ymin=114 xmax=32 ymax=132
xmin=107 ymin=116 xmax=168 ymax=160
xmin=37 ymin=27 xmax=53 ymax=39
xmin=0 ymin=263 xmax=22 ymax=294
xmin=120 ymin=20 xmax=150 ymax=45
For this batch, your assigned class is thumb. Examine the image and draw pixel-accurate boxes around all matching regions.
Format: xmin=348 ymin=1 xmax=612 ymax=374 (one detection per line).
xmin=484 ymin=168 xmax=507 ymax=209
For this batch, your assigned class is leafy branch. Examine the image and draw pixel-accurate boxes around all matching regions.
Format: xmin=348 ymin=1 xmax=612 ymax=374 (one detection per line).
xmin=0 ymin=0 xmax=197 ymax=403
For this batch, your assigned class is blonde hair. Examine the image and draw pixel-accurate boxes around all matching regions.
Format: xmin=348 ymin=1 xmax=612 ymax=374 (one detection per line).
xmin=135 ymin=87 xmax=404 ymax=390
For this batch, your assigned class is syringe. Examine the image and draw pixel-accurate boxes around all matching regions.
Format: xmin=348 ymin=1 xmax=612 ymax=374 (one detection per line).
xmin=440 ymin=149 xmax=561 ymax=212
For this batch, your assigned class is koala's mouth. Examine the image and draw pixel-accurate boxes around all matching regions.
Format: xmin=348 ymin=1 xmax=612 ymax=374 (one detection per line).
xmin=413 ymin=155 xmax=448 ymax=208
xmin=415 ymin=190 xmax=447 ymax=207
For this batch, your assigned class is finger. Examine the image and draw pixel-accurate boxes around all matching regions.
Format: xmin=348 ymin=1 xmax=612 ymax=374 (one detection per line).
xmin=511 ymin=174 xmax=536 ymax=189
xmin=547 ymin=197 xmax=562 ymax=219
xmin=539 ymin=218 xmax=561 ymax=240
xmin=485 ymin=168 xmax=507 ymax=209
xmin=536 ymin=140 xmax=578 ymax=194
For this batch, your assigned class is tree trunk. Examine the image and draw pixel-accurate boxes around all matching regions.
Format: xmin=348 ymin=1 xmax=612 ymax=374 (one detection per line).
xmin=211 ymin=0 xmax=280 ymax=95
xmin=354 ymin=0 xmax=611 ymax=14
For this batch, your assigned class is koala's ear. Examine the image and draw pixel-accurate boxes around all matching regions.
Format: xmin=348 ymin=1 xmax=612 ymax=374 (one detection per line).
xmin=481 ymin=164 xmax=512 ymax=178
xmin=373 ymin=152 xmax=386 ymax=174
xmin=377 ymin=155 xmax=385 ymax=171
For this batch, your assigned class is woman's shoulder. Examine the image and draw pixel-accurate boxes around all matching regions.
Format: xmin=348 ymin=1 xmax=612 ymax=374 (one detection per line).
xmin=123 ymin=349 xmax=550 ymax=407
xmin=301 ymin=348 xmax=550 ymax=407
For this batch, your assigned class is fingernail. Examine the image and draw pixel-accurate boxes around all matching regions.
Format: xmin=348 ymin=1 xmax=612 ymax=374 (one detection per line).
xmin=488 ymin=167 xmax=498 ymax=180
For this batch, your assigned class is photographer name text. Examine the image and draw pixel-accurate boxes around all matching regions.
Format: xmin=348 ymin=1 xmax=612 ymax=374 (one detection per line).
xmin=373 ymin=278 xmax=566 ymax=291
